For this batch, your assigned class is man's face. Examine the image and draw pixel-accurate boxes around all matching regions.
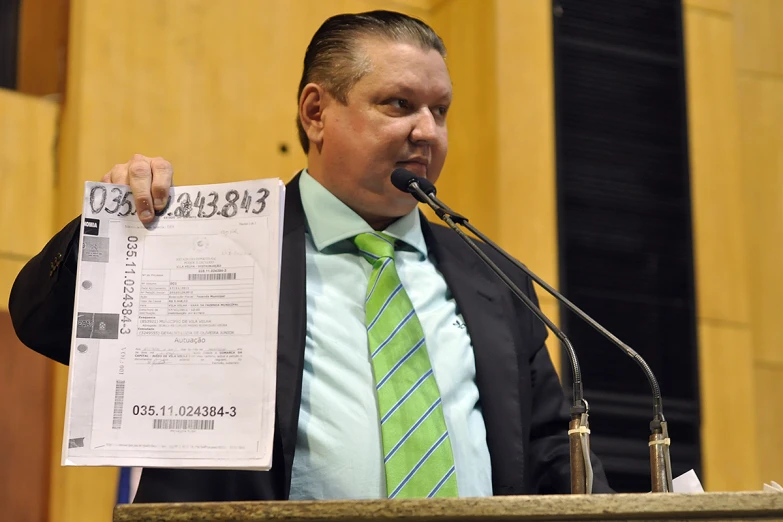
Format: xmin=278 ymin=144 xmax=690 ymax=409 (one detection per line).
xmin=310 ymin=38 xmax=452 ymax=226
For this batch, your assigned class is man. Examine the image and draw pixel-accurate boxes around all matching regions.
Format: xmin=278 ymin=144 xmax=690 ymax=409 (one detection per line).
xmin=10 ymin=11 xmax=610 ymax=500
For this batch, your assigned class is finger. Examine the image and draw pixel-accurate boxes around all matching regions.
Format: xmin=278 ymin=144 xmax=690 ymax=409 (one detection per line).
xmin=149 ymin=157 xmax=174 ymax=211
xmin=127 ymin=156 xmax=155 ymax=223
xmin=106 ymin=164 xmax=126 ymax=184
xmin=101 ymin=172 xmax=111 ymax=183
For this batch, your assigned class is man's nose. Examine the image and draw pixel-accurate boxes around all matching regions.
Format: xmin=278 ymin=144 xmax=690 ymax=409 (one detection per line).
xmin=410 ymin=107 xmax=438 ymax=144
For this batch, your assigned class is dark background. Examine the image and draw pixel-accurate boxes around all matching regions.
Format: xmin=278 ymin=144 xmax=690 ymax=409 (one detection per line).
xmin=553 ymin=0 xmax=700 ymax=492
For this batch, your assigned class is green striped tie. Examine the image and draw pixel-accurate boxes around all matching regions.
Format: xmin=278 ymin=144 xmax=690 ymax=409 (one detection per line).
xmin=354 ymin=232 xmax=458 ymax=498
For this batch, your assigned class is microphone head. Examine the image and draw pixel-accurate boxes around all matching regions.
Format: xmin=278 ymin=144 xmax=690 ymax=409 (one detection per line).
xmin=416 ymin=177 xmax=436 ymax=197
xmin=390 ymin=168 xmax=431 ymax=204
xmin=390 ymin=168 xmax=417 ymax=193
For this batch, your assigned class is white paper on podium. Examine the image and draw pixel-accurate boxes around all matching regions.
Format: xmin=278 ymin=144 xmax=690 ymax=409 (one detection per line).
xmin=672 ymin=469 xmax=705 ymax=493
xmin=62 ymin=179 xmax=285 ymax=469
xmin=763 ymin=481 xmax=783 ymax=493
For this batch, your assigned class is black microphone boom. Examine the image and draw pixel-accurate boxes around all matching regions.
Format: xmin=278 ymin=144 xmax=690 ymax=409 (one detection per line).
xmin=419 ymin=176 xmax=664 ymax=419
xmin=394 ymin=168 xmax=674 ymax=493
xmin=391 ymin=170 xmax=585 ymax=410
xmin=391 ymin=168 xmax=594 ymax=494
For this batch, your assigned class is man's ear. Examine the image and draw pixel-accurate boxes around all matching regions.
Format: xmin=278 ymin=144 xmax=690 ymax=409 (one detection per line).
xmin=299 ymin=83 xmax=328 ymax=150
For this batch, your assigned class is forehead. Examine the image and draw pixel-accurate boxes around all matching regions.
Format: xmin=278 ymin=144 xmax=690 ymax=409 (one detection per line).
xmin=353 ymin=38 xmax=452 ymax=98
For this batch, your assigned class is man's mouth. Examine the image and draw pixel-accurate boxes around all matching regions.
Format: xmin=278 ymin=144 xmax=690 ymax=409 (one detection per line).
xmin=395 ymin=159 xmax=429 ymax=177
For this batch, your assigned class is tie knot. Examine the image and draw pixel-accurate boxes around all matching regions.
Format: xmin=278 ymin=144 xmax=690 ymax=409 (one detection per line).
xmin=354 ymin=232 xmax=396 ymax=263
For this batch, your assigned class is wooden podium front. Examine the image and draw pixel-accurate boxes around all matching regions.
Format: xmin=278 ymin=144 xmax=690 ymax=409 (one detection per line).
xmin=115 ymin=492 xmax=783 ymax=521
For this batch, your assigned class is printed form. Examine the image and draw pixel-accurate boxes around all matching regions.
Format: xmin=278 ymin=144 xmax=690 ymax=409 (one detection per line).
xmin=62 ymin=179 xmax=284 ymax=469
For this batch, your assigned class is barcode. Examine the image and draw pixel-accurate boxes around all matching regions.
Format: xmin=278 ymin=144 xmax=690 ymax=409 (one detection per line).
xmin=153 ymin=419 xmax=215 ymax=430
xmin=112 ymin=380 xmax=125 ymax=430
xmin=187 ymin=273 xmax=236 ymax=281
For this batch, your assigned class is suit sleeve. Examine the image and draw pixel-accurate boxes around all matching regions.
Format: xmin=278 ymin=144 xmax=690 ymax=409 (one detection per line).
xmin=8 ymin=217 xmax=81 ymax=365
xmin=520 ymin=275 xmax=614 ymax=494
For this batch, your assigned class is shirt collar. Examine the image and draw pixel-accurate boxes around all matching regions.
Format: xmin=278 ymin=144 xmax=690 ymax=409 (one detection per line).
xmin=299 ymin=169 xmax=427 ymax=257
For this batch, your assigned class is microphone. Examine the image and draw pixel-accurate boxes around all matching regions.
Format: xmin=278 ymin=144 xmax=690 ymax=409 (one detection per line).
xmin=393 ymin=168 xmax=674 ymax=493
xmin=390 ymin=168 xmax=595 ymax=494
xmin=392 ymin=171 xmax=467 ymax=221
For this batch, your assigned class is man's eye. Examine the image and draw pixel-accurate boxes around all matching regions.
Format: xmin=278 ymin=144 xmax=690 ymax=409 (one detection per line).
xmin=391 ymin=99 xmax=410 ymax=109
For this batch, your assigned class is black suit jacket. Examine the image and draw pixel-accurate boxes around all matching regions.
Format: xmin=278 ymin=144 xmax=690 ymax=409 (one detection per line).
xmin=9 ymin=175 xmax=611 ymax=500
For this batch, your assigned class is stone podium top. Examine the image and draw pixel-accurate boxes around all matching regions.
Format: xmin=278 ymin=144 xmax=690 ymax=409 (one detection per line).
xmin=114 ymin=491 xmax=783 ymax=522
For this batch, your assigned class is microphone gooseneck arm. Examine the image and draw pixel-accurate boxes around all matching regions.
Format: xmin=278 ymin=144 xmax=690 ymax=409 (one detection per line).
xmin=407 ymin=179 xmax=585 ymax=411
xmin=437 ymin=193 xmax=663 ymax=420
xmin=410 ymin=173 xmax=672 ymax=493
xmin=393 ymin=171 xmax=594 ymax=494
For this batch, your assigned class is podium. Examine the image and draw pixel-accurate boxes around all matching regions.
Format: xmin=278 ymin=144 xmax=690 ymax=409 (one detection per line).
xmin=114 ymin=492 xmax=783 ymax=521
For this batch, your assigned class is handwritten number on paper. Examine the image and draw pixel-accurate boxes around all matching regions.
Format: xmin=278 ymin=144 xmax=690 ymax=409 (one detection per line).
xmin=88 ymin=185 xmax=272 ymax=218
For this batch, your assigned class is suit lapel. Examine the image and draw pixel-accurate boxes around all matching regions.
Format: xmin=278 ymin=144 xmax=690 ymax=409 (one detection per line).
xmin=275 ymin=174 xmax=307 ymax=498
xmin=422 ymin=218 xmax=527 ymax=495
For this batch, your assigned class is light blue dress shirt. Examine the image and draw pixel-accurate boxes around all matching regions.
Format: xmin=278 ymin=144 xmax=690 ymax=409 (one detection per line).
xmin=289 ymin=171 xmax=492 ymax=499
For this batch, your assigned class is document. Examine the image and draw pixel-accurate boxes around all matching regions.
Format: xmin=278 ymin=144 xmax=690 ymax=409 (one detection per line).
xmin=62 ymin=179 xmax=284 ymax=469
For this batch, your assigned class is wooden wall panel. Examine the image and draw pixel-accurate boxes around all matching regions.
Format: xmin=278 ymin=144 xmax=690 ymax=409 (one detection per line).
xmin=0 ymin=90 xmax=58 ymax=260
xmin=17 ymin=0 xmax=70 ymax=96
xmin=696 ymin=323 xmax=759 ymax=491
xmin=732 ymin=0 xmax=783 ymax=489
xmin=686 ymin=0 xmax=783 ymax=491
xmin=683 ymin=11 xmax=749 ymax=326
xmin=683 ymin=0 xmax=732 ymax=15
xmin=0 ymin=311 xmax=52 ymax=522
xmin=430 ymin=0 xmax=560 ymax=366
xmin=493 ymin=0 xmax=559 ymax=364
xmin=732 ymin=0 xmax=783 ymax=75
xmin=428 ymin=0 xmax=498 ymax=235
xmin=374 ymin=0 xmax=432 ymax=10
xmin=494 ymin=0 xmax=557 ymax=284
xmin=684 ymin=8 xmax=758 ymax=490
xmin=755 ymin=364 xmax=783 ymax=484
xmin=737 ymin=76 xmax=783 ymax=367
